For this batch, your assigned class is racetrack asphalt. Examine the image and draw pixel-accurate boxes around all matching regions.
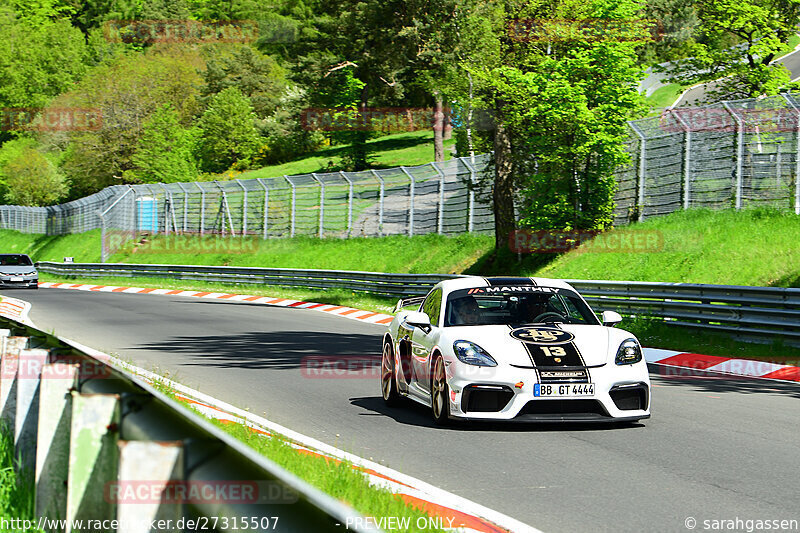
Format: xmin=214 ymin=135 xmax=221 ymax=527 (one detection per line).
xmin=6 ymin=288 xmax=799 ymax=533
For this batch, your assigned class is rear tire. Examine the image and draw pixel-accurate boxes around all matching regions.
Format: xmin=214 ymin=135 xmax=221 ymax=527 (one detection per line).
xmin=381 ymin=341 xmax=402 ymax=407
xmin=431 ymin=354 xmax=450 ymax=426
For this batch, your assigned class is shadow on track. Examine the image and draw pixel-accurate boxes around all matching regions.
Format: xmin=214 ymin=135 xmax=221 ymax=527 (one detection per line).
xmin=648 ymin=363 xmax=800 ymax=399
xmin=133 ymin=331 xmax=381 ymax=370
xmin=349 ymin=396 xmax=647 ymax=432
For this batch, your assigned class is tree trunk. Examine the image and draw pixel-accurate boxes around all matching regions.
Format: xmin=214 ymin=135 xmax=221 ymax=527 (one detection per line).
xmin=493 ymin=99 xmax=515 ymax=250
xmin=433 ymin=93 xmax=445 ymax=162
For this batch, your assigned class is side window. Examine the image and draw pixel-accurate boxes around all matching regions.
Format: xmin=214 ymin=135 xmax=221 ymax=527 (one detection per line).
xmin=421 ymin=289 xmax=443 ymax=327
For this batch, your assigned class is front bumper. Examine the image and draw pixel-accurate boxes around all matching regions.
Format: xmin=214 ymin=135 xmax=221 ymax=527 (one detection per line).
xmin=0 ymin=277 xmax=38 ymax=288
xmin=444 ymin=357 xmax=651 ymax=422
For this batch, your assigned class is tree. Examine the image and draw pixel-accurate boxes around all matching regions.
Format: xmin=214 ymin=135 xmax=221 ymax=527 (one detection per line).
xmin=658 ymin=0 xmax=800 ymax=100
xmin=131 ymin=104 xmax=200 ymax=183
xmin=459 ymin=0 xmax=647 ymax=247
xmin=2 ymin=146 xmax=68 ymax=206
xmin=197 ymin=87 xmax=263 ymax=172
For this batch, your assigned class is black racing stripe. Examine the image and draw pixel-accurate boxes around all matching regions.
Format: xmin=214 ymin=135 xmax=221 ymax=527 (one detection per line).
xmin=485 ymin=277 xmax=536 ymax=287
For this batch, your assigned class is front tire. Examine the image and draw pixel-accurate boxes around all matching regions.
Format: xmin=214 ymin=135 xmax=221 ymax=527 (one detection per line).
xmin=381 ymin=342 xmax=402 ymax=407
xmin=431 ymin=354 xmax=450 ymax=426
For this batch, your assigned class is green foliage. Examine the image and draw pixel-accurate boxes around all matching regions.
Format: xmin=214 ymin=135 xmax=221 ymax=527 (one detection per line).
xmin=132 ymin=104 xmax=200 ymax=183
xmin=0 ymin=424 xmax=37 ymax=524
xmin=0 ymin=137 xmax=68 ymax=205
xmin=197 ymin=87 xmax=263 ymax=173
xmin=0 ymin=6 xmax=88 ymax=109
xmin=57 ymin=47 xmax=204 ymax=198
xmin=658 ymin=0 xmax=800 ymax=100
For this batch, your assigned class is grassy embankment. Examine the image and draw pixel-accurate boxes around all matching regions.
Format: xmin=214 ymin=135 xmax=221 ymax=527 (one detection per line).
xmin=0 ymin=425 xmax=38 ymax=527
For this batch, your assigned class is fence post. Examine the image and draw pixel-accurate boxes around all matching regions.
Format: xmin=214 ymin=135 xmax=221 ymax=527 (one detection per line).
xmin=461 ymin=157 xmax=477 ymax=232
xmin=311 ymin=173 xmax=324 ymax=238
xmin=339 ymin=171 xmax=354 ymax=237
xmin=256 ymin=178 xmax=269 ymax=238
xmin=235 ymin=179 xmax=247 ymax=236
xmin=629 ymin=123 xmax=647 ymax=221
xmin=722 ymin=101 xmax=744 ymax=209
xmin=196 ymin=183 xmax=206 ymax=235
xmin=430 ymin=162 xmax=446 ymax=234
xmin=400 ymin=167 xmax=415 ymax=236
xmin=781 ymin=93 xmax=800 ymax=215
xmin=370 ymin=170 xmax=384 ymax=236
xmin=176 ymin=183 xmax=189 ymax=234
xmin=672 ymin=110 xmax=692 ymax=209
xmin=284 ymin=175 xmax=296 ymax=237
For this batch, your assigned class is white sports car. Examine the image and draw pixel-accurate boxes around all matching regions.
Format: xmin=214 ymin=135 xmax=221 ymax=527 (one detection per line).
xmin=381 ymin=277 xmax=650 ymax=424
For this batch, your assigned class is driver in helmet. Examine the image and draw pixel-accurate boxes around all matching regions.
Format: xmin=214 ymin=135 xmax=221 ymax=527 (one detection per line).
xmin=516 ymin=295 xmax=549 ymax=324
xmin=451 ymin=296 xmax=481 ymax=325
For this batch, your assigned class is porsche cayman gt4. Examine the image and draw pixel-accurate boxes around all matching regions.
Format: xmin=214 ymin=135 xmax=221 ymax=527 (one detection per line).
xmin=381 ymin=277 xmax=650 ymax=424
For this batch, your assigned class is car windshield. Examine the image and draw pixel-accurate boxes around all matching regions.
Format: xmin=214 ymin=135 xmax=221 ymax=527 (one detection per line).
xmin=0 ymin=254 xmax=33 ymax=266
xmin=444 ymin=286 xmax=600 ymax=327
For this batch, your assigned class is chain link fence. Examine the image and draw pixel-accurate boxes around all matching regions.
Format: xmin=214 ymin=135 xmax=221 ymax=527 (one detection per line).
xmin=0 ymin=155 xmax=494 ymax=261
xmin=4 ymin=93 xmax=800 ymax=258
xmin=616 ymin=93 xmax=800 ymax=224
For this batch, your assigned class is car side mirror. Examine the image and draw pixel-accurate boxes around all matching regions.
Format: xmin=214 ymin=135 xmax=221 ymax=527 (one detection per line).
xmin=404 ymin=311 xmax=432 ymax=332
xmin=601 ymin=311 xmax=623 ymax=327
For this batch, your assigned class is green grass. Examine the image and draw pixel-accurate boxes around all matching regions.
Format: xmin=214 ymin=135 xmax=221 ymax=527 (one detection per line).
xmin=208 ymin=421 xmax=446 ymax=533
xmin=0 ymin=229 xmax=103 ymax=263
xmin=645 ymin=83 xmax=686 ymax=111
xmin=531 ymin=208 xmax=800 ymax=287
xmin=0 ymin=425 xmax=38 ymax=526
xmin=237 ymin=130 xmax=456 ymax=179
xmin=112 ymin=233 xmax=493 ymax=274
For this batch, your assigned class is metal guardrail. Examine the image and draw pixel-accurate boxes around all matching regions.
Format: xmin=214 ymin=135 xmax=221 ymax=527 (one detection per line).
xmin=0 ymin=314 xmax=375 ymax=532
xmin=37 ymin=261 xmax=463 ymax=297
xmin=36 ymin=261 xmax=800 ymax=344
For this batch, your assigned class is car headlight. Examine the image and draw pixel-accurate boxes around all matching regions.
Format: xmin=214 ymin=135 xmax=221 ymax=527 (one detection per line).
xmin=453 ymin=340 xmax=497 ymax=367
xmin=615 ymin=338 xmax=642 ymax=365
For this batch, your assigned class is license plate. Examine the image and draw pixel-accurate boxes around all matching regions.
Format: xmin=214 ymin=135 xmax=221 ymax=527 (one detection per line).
xmin=534 ymin=383 xmax=595 ymax=397
xmin=9 ymin=276 xmax=24 ymax=282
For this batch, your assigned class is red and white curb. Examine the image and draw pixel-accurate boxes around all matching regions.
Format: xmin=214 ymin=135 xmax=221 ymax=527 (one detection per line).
xmin=644 ymin=348 xmax=800 ymax=383
xmin=0 ymin=295 xmax=31 ymax=324
xmin=53 ymin=337 xmax=540 ymax=533
xmin=38 ymin=282 xmax=395 ymax=326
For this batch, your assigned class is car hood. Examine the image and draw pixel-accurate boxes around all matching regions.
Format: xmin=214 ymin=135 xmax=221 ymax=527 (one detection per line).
xmin=444 ymin=324 xmax=624 ymax=367
xmin=0 ymin=266 xmax=35 ymax=274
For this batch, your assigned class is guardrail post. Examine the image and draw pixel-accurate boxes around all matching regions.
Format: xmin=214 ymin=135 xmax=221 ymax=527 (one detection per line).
xmin=340 ymin=171 xmax=354 ymax=237
xmin=257 ymin=178 xmax=269 ymax=238
xmin=284 ymin=176 xmax=296 ymax=237
xmin=369 ymin=170 xmax=384 ymax=236
xmin=461 ymin=157 xmax=477 ymax=232
xmin=722 ymin=101 xmax=744 ymax=209
xmin=36 ymin=362 xmax=80 ymax=524
xmin=311 ymin=173 xmax=325 ymax=238
xmin=66 ymin=393 xmax=120 ymax=531
xmin=14 ymin=348 xmax=50 ymax=476
xmin=430 ymin=163 xmax=446 ymax=234
xmin=400 ymin=167 xmax=415 ymax=236
xmin=0 ymin=336 xmax=27 ymax=426
xmin=117 ymin=441 xmax=184 ymax=532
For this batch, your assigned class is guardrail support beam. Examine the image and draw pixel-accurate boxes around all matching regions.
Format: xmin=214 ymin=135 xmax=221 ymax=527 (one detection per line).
xmin=0 ymin=336 xmax=28 ymax=427
xmin=14 ymin=348 xmax=50 ymax=477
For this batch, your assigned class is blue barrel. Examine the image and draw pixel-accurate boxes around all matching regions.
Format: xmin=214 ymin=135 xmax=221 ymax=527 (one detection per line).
xmin=137 ymin=197 xmax=159 ymax=233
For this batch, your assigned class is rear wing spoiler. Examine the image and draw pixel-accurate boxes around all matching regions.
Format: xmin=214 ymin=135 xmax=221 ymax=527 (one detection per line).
xmin=393 ymin=296 xmax=426 ymax=314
